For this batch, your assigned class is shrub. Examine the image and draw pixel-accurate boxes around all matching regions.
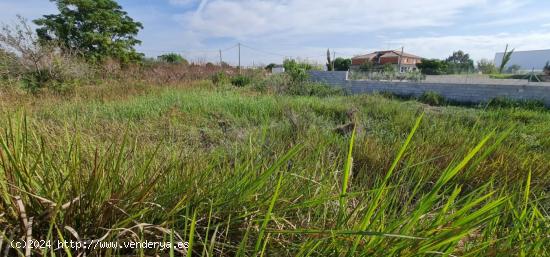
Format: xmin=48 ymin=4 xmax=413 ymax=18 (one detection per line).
xmin=477 ymin=59 xmax=497 ymax=74
xmin=157 ymin=53 xmax=188 ymax=64
xmin=287 ymin=67 xmax=309 ymax=83
xmin=0 ymin=16 xmax=93 ymax=93
xmin=211 ymin=71 xmax=230 ymax=85
xmin=359 ymin=60 xmax=374 ymax=72
xmin=383 ymin=63 xmax=396 ymax=73
xmin=286 ymin=82 xmax=343 ymax=97
xmin=333 ymin=57 xmax=352 ymax=71
xmin=417 ymin=59 xmax=448 ymax=75
xmin=419 ymin=91 xmax=446 ymax=106
xmin=304 ymin=83 xmax=344 ymax=97
xmin=231 ymin=75 xmax=252 ymax=87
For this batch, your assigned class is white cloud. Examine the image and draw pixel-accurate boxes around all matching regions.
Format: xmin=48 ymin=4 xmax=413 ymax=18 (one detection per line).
xmin=176 ymin=0 xmax=485 ymax=40
xmin=392 ymin=31 xmax=550 ymax=61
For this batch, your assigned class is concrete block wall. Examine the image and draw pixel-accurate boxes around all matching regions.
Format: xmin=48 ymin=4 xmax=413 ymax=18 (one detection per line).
xmin=308 ymin=71 xmax=348 ymax=87
xmin=308 ymin=71 xmax=550 ymax=107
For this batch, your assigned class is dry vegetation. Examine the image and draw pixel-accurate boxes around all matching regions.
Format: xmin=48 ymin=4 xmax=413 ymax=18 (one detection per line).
xmin=0 ymin=15 xmax=549 ymax=257
xmin=0 ymin=70 xmax=549 ymax=256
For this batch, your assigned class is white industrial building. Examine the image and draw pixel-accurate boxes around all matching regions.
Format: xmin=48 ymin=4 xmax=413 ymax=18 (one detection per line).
xmin=494 ymin=49 xmax=550 ymax=73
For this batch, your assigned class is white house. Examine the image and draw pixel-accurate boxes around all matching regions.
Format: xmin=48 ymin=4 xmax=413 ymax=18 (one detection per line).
xmin=495 ymin=49 xmax=550 ymax=73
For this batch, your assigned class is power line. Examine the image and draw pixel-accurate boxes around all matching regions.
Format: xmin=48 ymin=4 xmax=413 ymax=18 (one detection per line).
xmin=140 ymin=43 xmax=347 ymax=64
xmin=240 ymin=43 xmax=287 ymax=57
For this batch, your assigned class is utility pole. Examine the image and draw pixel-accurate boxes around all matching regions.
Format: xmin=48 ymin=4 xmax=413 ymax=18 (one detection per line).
xmin=238 ymin=43 xmax=241 ymax=71
xmin=219 ymin=49 xmax=222 ymax=66
xmin=398 ymin=46 xmax=404 ymax=73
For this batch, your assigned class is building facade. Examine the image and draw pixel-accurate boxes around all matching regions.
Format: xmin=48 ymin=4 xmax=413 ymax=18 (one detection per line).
xmin=351 ymin=50 xmax=422 ymax=72
xmin=494 ymin=49 xmax=550 ymax=73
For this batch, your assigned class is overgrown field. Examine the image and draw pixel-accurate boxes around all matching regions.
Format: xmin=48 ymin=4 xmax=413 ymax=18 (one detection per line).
xmin=0 ymin=80 xmax=549 ymax=256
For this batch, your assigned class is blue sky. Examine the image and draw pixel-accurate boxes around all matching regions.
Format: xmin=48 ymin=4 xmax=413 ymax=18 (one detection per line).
xmin=2 ymin=0 xmax=550 ymax=66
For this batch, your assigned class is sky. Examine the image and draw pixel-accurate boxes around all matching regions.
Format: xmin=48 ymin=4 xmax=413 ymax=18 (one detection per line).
xmin=2 ymin=0 xmax=550 ymax=66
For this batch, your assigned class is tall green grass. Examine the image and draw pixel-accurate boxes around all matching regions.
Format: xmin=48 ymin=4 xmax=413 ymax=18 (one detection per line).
xmin=0 ymin=84 xmax=548 ymax=256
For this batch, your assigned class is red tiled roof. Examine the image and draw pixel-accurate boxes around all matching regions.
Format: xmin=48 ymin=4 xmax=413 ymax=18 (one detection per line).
xmin=352 ymin=50 xmax=421 ymax=60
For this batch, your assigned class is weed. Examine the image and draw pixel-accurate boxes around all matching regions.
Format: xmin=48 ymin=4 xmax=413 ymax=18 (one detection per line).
xmin=419 ymin=91 xmax=446 ymax=106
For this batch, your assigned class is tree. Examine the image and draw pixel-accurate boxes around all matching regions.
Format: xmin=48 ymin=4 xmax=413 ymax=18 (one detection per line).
xmin=326 ymin=49 xmax=333 ymax=71
xmin=417 ymin=59 xmax=448 ymax=75
xmin=543 ymin=61 xmax=550 ymax=75
xmin=498 ymin=44 xmax=515 ymax=73
xmin=35 ymin=0 xmax=143 ymax=63
xmin=333 ymin=58 xmax=351 ymax=71
xmin=158 ymin=53 xmax=187 ymax=64
xmin=477 ymin=59 xmax=497 ymax=74
xmin=265 ymin=63 xmax=276 ymax=72
xmin=446 ymin=50 xmax=474 ymax=73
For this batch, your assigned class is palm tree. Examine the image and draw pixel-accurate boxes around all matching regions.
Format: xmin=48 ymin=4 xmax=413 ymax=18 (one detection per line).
xmin=499 ymin=44 xmax=515 ymax=73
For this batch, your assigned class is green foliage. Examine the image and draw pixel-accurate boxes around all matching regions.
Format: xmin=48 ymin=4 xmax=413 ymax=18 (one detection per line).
xmin=35 ymin=0 xmax=144 ymax=63
xmin=157 ymin=53 xmax=188 ymax=64
xmin=417 ymin=59 xmax=448 ymax=75
xmin=487 ymin=97 xmax=545 ymax=110
xmin=419 ymin=91 xmax=446 ymax=106
xmin=265 ymin=63 xmax=276 ymax=72
xmin=283 ymin=59 xmax=313 ymax=83
xmin=543 ymin=61 xmax=550 ymax=75
xmin=383 ymin=63 xmax=396 ymax=73
xmin=477 ymin=59 xmax=497 ymax=74
xmin=231 ymin=74 xmax=252 ymax=87
xmin=499 ymin=44 xmax=515 ymax=74
xmin=446 ymin=50 xmax=472 ymax=64
xmin=288 ymin=67 xmax=309 ymax=82
xmin=359 ymin=60 xmax=374 ymax=72
xmin=0 ymin=85 xmax=548 ymax=256
xmin=283 ymin=59 xmax=314 ymax=72
xmin=333 ymin=57 xmax=352 ymax=71
xmin=287 ymin=82 xmax=344 ymax=97
xmin=446 ymin=50 xmax=474 ymax=74
xmin=420 ymin=50 xmax=485 ymax=75
xmin=211 ymin=71 xmax=230 ymax=85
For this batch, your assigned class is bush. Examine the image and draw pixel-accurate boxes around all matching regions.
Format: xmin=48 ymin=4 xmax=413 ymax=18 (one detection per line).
xmin=0 ymin=16 xmax=93 ymax=93
xmin=417 ymin=59 xmax=448 ymax=75
xmin=211 ymin=71 xmax=230 ymax=85
xmin=359 ymin=60 xmax=374 ymax=72
xmin=158 ymin=53 xmax=188 ymax=64
xmin=287 ymin=67 xmax=309 ymax=83
xmin=231 ymin=75 xmax=252 ymax=87
xmin=419 ymin=91 xmax=446 ymax=106
xmin=333 ymin=58 xmax=352 ymax=71
xmin=477 ymin=59 xmax=497 ymax=74
xmin=286 ymin=82 xmax=343 ymax=97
